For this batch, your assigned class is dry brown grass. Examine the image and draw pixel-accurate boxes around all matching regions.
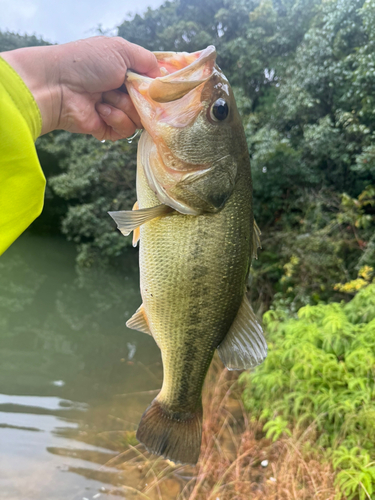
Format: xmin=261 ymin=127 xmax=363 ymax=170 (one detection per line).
xmin=103 ymin=357 xmax=339 ymax=500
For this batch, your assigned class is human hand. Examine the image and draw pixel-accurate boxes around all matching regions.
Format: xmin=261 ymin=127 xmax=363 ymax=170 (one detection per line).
xmin=1 ymin=36 xmax=159 ymax=140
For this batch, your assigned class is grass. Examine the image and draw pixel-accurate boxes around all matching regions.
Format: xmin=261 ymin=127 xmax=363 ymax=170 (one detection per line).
xmin=101 ymin=357 xmax=339 ymax=500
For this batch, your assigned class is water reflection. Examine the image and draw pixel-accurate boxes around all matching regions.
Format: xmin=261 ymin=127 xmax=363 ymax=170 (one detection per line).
xmin=0 ymin=234 xmax=162 ymax=500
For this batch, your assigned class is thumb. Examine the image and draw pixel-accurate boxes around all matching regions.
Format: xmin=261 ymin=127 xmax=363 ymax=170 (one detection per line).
xmin=117 ymin=38 xmax=160 ymax=78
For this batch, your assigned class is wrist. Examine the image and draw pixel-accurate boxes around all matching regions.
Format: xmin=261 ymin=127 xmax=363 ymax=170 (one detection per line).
xmin=1 ymin=46 xmax=62 ymax=136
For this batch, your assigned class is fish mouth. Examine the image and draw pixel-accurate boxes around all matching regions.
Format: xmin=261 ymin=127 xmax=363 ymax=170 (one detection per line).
xmin=126 ymin=45 xmax=217 ymax=104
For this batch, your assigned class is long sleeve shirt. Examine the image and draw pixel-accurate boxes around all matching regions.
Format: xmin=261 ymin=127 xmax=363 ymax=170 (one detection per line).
xmin=0 ymin=56 xmax=45 ymax=255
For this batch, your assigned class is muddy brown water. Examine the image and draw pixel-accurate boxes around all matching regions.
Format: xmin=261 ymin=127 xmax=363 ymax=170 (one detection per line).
xmin=0 ymin=234 xmax=164 ymax=500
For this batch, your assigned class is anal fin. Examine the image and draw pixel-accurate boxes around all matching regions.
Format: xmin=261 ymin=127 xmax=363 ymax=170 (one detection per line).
xmin=218 ymin=292 xmax=267 ymax=370
xmin=126 ymin=304 xmax=152 ymax=336
xmin=108 ymin=204 xmax=173 ymax=237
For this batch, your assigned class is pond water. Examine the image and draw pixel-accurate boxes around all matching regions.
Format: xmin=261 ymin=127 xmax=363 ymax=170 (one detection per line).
xmin=0 ymin=234 xmax=163 ymax=500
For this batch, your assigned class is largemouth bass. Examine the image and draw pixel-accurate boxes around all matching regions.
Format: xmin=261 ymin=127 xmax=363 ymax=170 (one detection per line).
xmin=109 ymin=46 xmax=267 ymax=465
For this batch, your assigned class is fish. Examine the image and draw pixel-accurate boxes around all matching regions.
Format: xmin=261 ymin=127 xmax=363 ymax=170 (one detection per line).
xmin=108 ymin=45 xmax=267 ymax=465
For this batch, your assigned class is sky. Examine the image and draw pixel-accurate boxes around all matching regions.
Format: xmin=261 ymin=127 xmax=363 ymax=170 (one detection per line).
xmin=0 ymin=0 xmax=165 ymax=44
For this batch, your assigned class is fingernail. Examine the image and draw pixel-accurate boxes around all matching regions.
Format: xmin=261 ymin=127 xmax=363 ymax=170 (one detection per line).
xmin=98 ymin=104 xmax=111 ymax=116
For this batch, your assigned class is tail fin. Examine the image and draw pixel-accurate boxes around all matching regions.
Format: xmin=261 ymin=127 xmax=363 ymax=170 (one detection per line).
xmin=136 ymin=398 xmax=202 ymax=465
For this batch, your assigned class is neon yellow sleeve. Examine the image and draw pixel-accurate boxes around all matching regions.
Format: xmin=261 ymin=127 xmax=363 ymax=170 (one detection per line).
xmin=0 ymin=56 xmax=46 ymax=255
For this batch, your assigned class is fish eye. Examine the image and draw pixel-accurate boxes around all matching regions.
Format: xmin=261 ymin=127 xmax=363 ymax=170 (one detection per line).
xmin=210 ymin=98 xmax=229 ymax=121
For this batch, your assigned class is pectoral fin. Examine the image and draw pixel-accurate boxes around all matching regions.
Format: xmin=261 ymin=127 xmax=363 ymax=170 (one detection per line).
xmin=218 ymin=293 xmax=267 ymax=370
xmin=126 ymin=304 xmax=151 ymax=336
xmin=108 ymin=204 xmax=173 ymax=237
xmin=252 ymin=220 xmax=262 ymax=259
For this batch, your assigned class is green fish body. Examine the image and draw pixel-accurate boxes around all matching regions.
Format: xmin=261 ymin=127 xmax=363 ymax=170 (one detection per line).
xmin=109 ymin=46 xmax=267 ymax=464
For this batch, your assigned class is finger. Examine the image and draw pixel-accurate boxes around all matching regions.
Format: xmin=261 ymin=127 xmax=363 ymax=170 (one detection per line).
xmin=96 ymin=103 xmax=138 ymax=138
xmin=92 ymin=125 xmax=123 ymax=142
xmin=102 ymin=90 xmax=142 ymax=128
xmin=90 ymin=115 xmax=126 ymax=142
xmin=116 ymin=37 xmax=160 ymax=78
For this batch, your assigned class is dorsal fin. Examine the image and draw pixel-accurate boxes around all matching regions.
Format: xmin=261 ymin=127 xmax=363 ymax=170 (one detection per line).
xmin=217 ymin=292 xmax=267 ymax=370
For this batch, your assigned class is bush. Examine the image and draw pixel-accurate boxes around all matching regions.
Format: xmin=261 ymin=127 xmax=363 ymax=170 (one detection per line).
xmin=241 ymin=282 xmax=375 ymax=499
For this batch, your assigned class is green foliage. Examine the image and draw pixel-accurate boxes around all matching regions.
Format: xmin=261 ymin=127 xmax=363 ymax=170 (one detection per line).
xmin=240 ymin=283 xmax=375 ymax=499
xmin=263 ymin=415 xmax=291 ymax=441
xmin=334 ymin=266 xmax=374 ymax=294
xmin=0 ymin=30 xmax=50 ymax=51
xmin=37 ymin=132 xmax=138 ymax=266
xmin=333 ymin=447 xmax=375 ymax=500
xmin=250 ymin=186 xmax=375 ymax=312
